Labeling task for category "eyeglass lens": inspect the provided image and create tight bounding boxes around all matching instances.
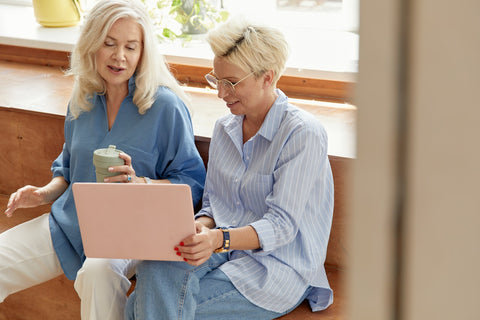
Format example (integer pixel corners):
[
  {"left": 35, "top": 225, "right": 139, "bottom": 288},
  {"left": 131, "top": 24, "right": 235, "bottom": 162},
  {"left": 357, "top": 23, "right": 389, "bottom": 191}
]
[{"left": 206, "top": 74, "right": 235, "bottom": 93}]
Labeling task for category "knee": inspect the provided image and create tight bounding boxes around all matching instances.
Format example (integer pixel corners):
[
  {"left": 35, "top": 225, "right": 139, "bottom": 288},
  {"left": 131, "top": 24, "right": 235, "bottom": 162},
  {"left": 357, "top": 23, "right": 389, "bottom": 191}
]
[
  {"left": 74, "top": 259, "right": 137, "bottom": 302},
  {"left": 75, "top": 258, "right": 130, "bottom": 290},
  {"left": 79, "top": 259, "right": 115, "bottom": 279}
]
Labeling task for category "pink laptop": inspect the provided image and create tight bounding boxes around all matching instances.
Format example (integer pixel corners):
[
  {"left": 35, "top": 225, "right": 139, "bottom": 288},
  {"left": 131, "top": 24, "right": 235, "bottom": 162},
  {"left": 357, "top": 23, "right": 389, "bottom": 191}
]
[{"left": 72, "top": 183, "right": 196, "bottom": 261}]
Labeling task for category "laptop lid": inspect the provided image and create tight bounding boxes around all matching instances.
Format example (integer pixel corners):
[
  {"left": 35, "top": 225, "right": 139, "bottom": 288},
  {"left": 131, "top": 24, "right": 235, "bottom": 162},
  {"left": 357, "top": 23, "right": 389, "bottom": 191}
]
[{"left": 72, "top": 182, "right": 196, "bottom": 261}]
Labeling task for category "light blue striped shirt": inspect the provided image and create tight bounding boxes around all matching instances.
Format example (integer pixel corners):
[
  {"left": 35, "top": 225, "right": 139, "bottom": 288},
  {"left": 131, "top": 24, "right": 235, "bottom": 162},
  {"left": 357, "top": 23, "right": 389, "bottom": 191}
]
[{"left": 196, "top": 90, "right": 334, "bottom": 313}]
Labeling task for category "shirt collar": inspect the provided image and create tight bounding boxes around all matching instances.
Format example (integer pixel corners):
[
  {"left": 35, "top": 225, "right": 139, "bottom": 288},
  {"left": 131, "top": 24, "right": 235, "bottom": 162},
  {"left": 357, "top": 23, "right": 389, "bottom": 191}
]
[
  {"left": 256, "top": 89, "right": 288, "bottom": 142},
  {"left": 222, "top": 89, "right": 288, "bottom": 145}
]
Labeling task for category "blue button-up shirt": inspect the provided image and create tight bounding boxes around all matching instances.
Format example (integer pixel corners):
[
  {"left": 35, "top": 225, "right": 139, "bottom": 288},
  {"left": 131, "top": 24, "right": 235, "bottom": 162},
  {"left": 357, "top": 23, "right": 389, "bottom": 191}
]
[
  {"left": 196, "top": 89, "right": 334, "bottom": 313},
  {"left": 50, "top": 77, "right": 206, "bottom": 280}
]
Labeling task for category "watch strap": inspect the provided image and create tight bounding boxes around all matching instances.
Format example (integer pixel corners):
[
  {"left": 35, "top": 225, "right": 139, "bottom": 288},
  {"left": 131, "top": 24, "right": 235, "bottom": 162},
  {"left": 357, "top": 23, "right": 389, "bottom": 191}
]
[{"left": 214, "top": 227, "right": 230, "bottom": 253}]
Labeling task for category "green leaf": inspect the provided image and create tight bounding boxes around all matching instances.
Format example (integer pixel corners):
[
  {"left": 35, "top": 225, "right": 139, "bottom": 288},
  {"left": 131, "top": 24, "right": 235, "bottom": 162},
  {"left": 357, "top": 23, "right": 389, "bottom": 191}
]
[
  {"left": 175, "top": 14, "right": 188, "bottom": 25},
  {"left": 219, "top": 10, "right": 229, "bottom": 22},
  {"left": 193, "top": 2, "right": 201, "bottom": 15},
  {"left": 162, "top": 27, "right": 178, "bottom": 40}
]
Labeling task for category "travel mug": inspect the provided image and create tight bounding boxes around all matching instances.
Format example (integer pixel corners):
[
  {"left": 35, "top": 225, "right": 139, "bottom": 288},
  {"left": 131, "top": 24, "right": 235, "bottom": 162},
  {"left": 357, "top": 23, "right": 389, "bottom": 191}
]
[{"left": 92, "top": 145, "right": 125, "bottom": 182}]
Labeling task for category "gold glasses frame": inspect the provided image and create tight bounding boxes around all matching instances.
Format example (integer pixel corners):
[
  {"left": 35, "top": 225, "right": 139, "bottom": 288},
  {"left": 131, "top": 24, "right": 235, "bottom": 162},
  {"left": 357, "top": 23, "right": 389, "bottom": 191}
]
[{"left": 204, "top": 71, "right": 254, "bottom": 95}]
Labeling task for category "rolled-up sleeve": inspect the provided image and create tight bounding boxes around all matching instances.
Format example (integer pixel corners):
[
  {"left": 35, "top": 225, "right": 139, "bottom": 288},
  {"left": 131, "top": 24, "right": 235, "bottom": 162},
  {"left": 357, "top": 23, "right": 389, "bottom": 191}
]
[
  {"left": 51, "top": 143, "right": 71, "bottom": 183},
  {"left": 250, "top": 218, "right": 276, "bottom": 252}
]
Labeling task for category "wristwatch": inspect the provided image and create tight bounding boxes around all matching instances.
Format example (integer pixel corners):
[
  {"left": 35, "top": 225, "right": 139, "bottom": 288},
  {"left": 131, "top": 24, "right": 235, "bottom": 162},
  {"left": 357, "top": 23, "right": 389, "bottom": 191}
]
[
  {"left": 139, "top": 176, "right": 152, "bottom": 184},
  {"left": 214, "top": 227, "right": 231, "bottom": 253}
]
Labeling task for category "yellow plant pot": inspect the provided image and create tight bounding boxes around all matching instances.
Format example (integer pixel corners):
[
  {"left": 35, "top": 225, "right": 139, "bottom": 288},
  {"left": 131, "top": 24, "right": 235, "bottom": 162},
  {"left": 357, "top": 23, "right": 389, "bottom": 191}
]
[{"left": 32, "top": 0, "right": 81, "bottom": 27}]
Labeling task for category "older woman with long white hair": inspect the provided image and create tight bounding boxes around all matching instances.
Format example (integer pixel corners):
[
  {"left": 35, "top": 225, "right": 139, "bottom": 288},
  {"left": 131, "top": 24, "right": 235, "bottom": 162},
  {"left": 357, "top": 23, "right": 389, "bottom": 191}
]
[{"left": 1, "top": 1, "right": 205, "bottom": 319}]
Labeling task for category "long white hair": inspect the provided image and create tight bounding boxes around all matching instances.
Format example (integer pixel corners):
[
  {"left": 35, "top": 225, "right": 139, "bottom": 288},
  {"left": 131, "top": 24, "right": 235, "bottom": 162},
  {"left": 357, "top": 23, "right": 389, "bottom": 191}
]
[{"left": 67, "top": 0, "right": 189, "bottom": 118}]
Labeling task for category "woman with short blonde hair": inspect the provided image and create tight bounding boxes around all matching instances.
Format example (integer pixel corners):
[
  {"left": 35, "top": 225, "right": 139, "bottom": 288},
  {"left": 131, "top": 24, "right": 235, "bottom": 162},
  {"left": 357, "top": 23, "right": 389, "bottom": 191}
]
[{"left": 126, "top": 16, "right": 333, "bottom": 320}]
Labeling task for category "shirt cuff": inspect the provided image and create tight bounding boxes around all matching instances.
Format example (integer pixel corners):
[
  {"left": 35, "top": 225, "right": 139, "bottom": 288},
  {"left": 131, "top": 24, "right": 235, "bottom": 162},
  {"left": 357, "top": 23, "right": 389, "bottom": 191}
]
[
  {"left": 250, "top": 219, "right": 276, "bottom": 254},
  {"left": 52, "top": 169, "right": 69, "bottom": 183},
  {"left": 194, "top": 209, "right": 212, "bottom": 220}
]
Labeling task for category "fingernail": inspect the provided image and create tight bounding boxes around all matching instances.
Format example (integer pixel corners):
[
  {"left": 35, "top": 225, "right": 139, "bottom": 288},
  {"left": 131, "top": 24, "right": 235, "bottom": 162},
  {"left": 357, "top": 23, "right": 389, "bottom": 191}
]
[
  {"left": 180, "top": 242, "right": 184, "bottom": 246},
  {"left": 104, "top": 178, "right": 109, "bottom": 182},
  {"left": 108, "top": 167, "right": 113, "bottom": 172},
  {"left": 176, "top": 252, "right": 181, "bottom": 256},
  {"left": 183, "top": 258, "right": 188, "bottom": 262},
  {"left": 174, "top": 247, "right": 179, "bottom": 251}
]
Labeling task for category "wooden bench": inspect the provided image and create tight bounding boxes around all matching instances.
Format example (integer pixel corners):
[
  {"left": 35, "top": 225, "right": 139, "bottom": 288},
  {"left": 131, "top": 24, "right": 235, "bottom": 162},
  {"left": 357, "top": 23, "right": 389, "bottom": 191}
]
[{"left": 0, "top": 109, "right": 349, "bottom": 319}]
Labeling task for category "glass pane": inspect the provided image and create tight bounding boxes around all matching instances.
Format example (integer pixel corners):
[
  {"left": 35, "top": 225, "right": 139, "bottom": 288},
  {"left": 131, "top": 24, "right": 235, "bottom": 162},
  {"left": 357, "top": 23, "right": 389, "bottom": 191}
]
[{"left": 276, "top": 0, "right": 343, "bottom": 13}]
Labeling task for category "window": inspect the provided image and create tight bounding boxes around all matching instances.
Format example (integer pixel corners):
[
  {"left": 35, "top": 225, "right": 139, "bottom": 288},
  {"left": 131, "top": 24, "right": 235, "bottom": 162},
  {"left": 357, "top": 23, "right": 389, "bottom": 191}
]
[
  {"left": 153, "top": 0, "right": 359, "bottom": 79},
  {"left": 222, "top": 0, "right": 359, "bottom": 77},
  {"left": 0, "top": 0, "right": 358, "bottom": 102}
]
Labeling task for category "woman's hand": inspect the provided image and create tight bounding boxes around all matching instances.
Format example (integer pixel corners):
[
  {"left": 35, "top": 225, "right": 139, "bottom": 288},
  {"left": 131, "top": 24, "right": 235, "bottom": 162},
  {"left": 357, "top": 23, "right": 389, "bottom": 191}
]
[
  {"left": 4, "top": 176, "right": 68, "bottom": 218},
  {"left": 104, "top": 152, "right": 141, "bottom": 183},
  {"left": 175, "top": 221, "right": 223, "bottom": 266},
  {"left": 4, "top": 185, "right": 45, "bottom": 217}
]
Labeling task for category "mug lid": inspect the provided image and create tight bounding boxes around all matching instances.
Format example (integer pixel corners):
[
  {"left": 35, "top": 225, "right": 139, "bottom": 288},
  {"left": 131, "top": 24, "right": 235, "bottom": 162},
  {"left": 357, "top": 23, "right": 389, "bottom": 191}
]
[{"left": 93, "top": 145, "right": 124, "bottom": 165}]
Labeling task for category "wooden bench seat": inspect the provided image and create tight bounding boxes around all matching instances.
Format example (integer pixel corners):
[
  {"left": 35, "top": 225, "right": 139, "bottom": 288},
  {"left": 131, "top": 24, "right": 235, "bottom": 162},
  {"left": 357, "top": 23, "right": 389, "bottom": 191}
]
[{"left": 0, "top": 151, "right": 349, "bottom": 320}]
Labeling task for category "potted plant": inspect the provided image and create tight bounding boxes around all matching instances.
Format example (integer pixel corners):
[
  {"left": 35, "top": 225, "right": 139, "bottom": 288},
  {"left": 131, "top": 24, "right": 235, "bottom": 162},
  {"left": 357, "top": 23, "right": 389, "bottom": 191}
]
[{"left": 142, "top": 0, "right": 229, "bottom": 42}]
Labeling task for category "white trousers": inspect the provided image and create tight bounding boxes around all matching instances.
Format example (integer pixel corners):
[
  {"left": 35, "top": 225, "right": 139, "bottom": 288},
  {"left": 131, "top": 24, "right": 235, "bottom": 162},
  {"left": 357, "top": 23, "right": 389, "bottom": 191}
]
[{"left": 0, "top": 213, "right": 138, "bottom": 320}]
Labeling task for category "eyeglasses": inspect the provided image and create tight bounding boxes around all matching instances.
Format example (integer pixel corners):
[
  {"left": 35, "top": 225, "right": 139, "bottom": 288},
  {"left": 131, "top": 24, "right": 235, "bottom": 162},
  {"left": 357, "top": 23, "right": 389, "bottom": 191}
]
[{"left": 204, "top": 71, "right": 254, "bottom": 95}]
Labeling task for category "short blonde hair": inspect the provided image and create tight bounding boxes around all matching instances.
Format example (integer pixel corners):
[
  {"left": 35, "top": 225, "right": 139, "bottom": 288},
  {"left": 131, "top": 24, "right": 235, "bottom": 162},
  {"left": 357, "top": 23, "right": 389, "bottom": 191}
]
[
  {"left": 206, "top": 16, "right": 290, "bottom": 86},
  {"left": 67, "top": 0, "right": 189, "bottom": 118}
]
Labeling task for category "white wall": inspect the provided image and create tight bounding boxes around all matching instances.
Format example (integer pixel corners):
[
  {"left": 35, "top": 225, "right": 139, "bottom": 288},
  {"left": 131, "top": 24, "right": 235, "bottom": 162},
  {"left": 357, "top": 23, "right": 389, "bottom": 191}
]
[
  {"left": 348, "top": 0, "right": 403, "bottom": 317},
  {"left": 349, "top": 0, "right": 480, "bottom": 319},
  {"left": 403, "top": 0, "right": 480, "bottom": 319}
]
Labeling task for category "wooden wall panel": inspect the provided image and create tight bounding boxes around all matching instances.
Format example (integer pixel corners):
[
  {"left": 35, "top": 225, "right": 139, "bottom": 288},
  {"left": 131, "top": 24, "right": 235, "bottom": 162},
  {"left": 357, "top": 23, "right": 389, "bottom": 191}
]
[
  {"left": 0, "top": 110, "right": 22, "bottom": 195},
  {"left": 0, "top": 109, "right": 64, "bottom": 195},
  {"left": 326, "top": 155, "right": 351, "bottom": 270}
]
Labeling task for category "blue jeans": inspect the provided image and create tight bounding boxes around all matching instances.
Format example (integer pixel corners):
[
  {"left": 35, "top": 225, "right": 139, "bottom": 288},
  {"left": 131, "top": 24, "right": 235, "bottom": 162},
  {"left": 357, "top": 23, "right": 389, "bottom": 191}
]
[{"left": 125, "top": 253, "right": 311, "bottom": 320}]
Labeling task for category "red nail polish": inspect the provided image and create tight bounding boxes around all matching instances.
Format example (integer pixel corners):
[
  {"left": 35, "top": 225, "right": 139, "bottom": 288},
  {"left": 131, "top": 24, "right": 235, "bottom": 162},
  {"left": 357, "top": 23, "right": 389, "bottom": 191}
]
[
  {"left": 183, "top": 258, "right": 188, "bottom": 262},
  {"left": 174, "top": 247, "right": 179, "bottom": 251},
  {"left": 180, "top": 242, "right": 184, "bottom": 246},
  {"left": 176, "top": 252, "right": 181, "bottom": 256}
]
